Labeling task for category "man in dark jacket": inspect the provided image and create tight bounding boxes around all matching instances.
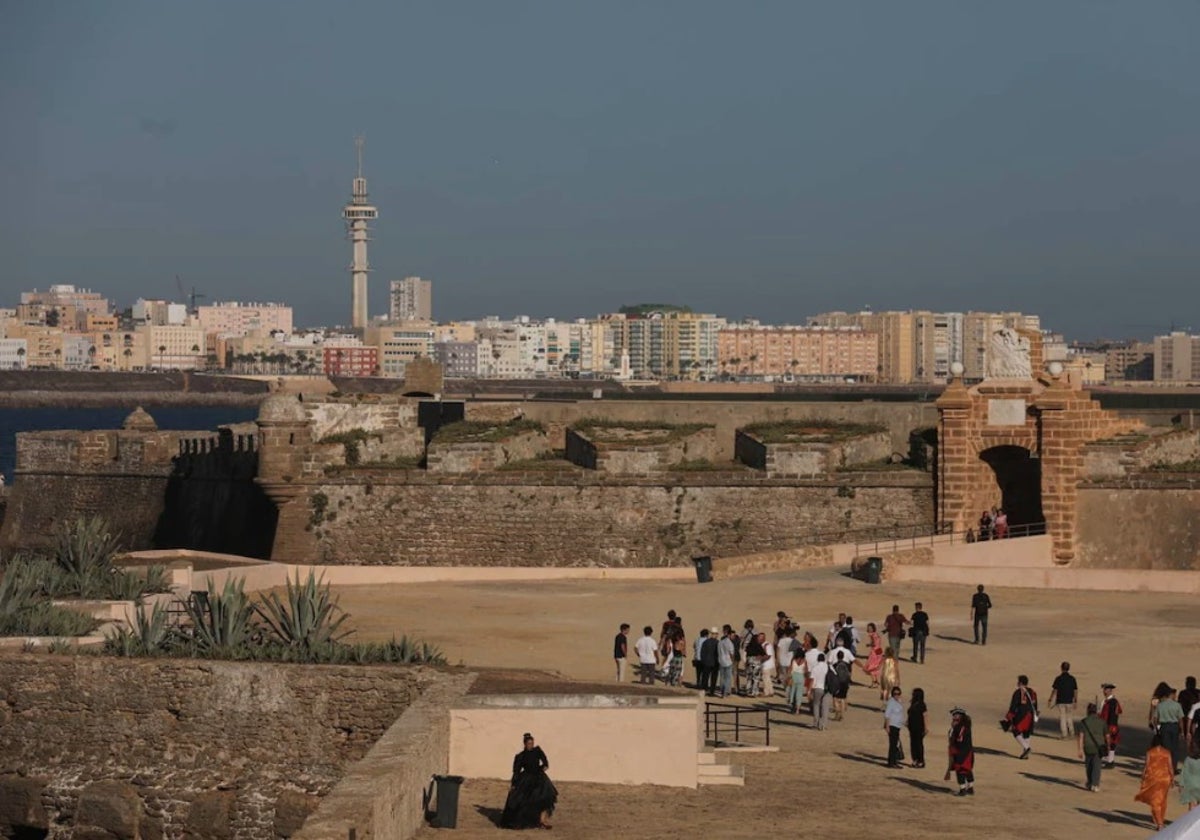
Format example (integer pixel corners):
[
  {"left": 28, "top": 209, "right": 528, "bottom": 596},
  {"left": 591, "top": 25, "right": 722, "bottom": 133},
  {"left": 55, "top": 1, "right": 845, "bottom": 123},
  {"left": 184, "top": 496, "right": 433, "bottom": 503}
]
[{"left": 699, "top": 627, "right": 721, "bottom": 696}]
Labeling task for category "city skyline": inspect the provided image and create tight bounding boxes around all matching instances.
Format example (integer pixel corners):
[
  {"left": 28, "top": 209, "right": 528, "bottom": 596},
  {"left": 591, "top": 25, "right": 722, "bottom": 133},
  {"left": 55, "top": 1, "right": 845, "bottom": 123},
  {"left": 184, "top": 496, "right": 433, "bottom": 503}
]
[{"left": 3, "top": 2, "right": 1199, "bottom": 339}]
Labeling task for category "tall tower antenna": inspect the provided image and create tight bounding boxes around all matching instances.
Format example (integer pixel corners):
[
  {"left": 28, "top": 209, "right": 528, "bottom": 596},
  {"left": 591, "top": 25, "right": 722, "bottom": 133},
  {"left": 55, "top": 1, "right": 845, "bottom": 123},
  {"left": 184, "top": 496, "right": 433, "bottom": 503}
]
[{"left": 343, "top": 136, "right": 378, "bottom": 329}]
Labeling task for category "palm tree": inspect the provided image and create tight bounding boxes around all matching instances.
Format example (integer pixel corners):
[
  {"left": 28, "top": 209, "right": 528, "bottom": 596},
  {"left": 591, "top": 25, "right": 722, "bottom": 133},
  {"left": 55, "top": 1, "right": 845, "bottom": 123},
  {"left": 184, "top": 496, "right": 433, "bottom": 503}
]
[
  {"left": 15, "top": 346, "right": 26, "bottom": 370},
  {"left": 748, "top": 353, "right": 759, "bottom": 378},
  {"left": 122, "top": 347, "right": 132, "bottom": 370},
  {"left": 158, "top": 345, "right": 167, "bottom": 370}
]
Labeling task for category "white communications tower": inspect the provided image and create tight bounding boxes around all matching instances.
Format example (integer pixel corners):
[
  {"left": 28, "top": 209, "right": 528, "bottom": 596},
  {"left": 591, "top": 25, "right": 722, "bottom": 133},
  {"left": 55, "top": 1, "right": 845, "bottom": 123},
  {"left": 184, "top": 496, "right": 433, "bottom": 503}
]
[{"left": 343, "top": 136, "right": 378, "bottom": 329}]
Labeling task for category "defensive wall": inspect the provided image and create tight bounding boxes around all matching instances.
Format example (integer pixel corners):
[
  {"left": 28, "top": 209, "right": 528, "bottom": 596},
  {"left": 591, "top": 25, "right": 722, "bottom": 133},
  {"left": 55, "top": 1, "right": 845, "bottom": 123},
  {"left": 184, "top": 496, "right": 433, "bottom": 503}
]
[{"left": 0, "top": 654, "right": 456, "bottom": 840}]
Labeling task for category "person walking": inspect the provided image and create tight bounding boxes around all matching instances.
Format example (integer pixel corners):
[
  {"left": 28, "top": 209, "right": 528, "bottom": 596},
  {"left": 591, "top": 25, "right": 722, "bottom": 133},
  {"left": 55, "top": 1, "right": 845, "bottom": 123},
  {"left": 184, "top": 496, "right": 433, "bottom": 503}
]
[
  {"left": 828, "top": 646, "right": 854, "bottom": 721},
  {"left": 1100, "top": 683, "right": 1123, "bottom": 767},
  {"left": 759, "top": 631, "right": 776, "bottom": 696},
  {"left": 910, "top": 602, "right": 930, "bottom": 664},
  {"left": 908, "top": 687, "right": 928, "bottom": 768},
  {"left": 1077, "top": 702, "right": 1108, "bottom": 792},
  {"left": 743, "top": 632, "right": 765, "bottom": 698},
  {"left": 613, "top": 623, "right": 630, "bottom": 682},
  {"left": 500, "top": 733, "right": 558, "bottom": 830},
  {"left": 810, "top": 653, "right": 832, "bottom": 730},
  {"left": 945, "top": 707, "right": 976, "bottom": 797},
  {"left": 1181, "top": 739, "right": 1200, "bottom": 813},
  {"left": 1003, "top": 674, "right": 1039, "bottom": 759},
  {"left": 1049, "top": 661, "right": 1078, "bottom": 740},
  {"left": 883, "top": 604, "right": 909, "bottom": 655},
  {"left": 717, "top": 625, "right": 735, "bottom": 698},
  {"left": 634, "top": 626, "right": 659, "bottom": 685},
  {"left": 667, "top": 621, "right": 687, "bottom": 687},
  {"left": 1134, "top": 733, "right": 1179, "bottom": 831},
  {"left": 1180, "top": 676, "right": 1199, "bottom": 740},
  {"left": 884, "top": 687, "right": 906, "bottom": 768},
  {"left": 863, "top": 623, "right": 884, "bottom": 688},
  {"left": 698, "top": 628, "right": 720, "bottom": 696},
  {"left": 970, "top": 585, "right": 992, "bottom": 645},
  {"left": 1153, "top": 684, "right": 1186, "bottom": 773},
  {"left": 879, "top": 647, "right": 902, "bottom": 705}
]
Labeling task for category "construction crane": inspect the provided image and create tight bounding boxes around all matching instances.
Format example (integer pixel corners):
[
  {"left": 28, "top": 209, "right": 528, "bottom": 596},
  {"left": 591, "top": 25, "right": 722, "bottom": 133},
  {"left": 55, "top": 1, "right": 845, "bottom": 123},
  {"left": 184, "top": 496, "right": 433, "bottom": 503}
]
[{"left": 175, "top": 275, "right": 206, "bottom": 313}]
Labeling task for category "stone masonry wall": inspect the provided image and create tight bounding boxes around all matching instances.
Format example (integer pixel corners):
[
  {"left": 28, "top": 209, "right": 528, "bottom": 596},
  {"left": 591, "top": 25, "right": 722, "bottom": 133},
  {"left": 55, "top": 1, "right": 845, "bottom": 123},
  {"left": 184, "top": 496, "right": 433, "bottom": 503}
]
[
  {"left": 0, "top": 655, "right": 443, "bottom": 839},
  {"left": 1075, "top": 482, "right": 1200, "bottom": 569},
  {"left": 300, "top": 472, "right": 934, "bottom": 566}
]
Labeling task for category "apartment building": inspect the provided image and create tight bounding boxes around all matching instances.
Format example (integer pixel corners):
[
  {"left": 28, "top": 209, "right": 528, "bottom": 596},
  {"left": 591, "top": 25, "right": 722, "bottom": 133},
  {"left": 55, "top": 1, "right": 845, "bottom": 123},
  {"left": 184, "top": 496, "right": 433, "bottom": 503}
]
[
  {"left": 1154, "top": 332, "right": 1200, "bottom": 382},
  {"left": 196, "top": 302, "right": 293, "bottom": 336},
  {"left": 1104, "top": 341, "right": 1154, "bottom": 382},
  {"left": 717, "top": 325, "right": 878, "bottom": 380},
  {"left": 323, "top": 345, "right": 379, "bottom": 377},
  {"left": 145, "top": 324, "right": 207, "bottom": 370},
  {"left": 0, "top": 339, "right": 28, "bottom": 370},
  {"left": 20, "top": 285, "right": 110, "bottom": 330},
  {"left": 366, "top": 324, "right": 435, "bottom": 378},
  {"left": 433, "top": 341, "right": 479, "bottom": 378},
  {"left": 389, "top": 277, "right": 432, "bottom": 322},
  {"left": 606, "top": 311, "right": 724, "bottom": 379}
]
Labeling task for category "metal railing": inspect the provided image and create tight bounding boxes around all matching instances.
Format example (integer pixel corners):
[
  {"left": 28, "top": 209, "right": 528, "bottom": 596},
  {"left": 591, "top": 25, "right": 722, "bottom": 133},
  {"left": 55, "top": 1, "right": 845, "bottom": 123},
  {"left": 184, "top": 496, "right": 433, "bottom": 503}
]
[
  {"left": 704, "top": 701, "right": 771, "bottom": 747},
  {"left": 852, "top": 520, "right": 1047, "bottom": 557}
]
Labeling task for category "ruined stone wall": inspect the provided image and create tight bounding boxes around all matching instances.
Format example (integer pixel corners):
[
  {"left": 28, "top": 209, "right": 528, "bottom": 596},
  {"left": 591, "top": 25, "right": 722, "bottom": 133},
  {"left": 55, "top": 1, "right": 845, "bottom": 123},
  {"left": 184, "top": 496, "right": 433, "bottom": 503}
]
[
  {"left": 300, "top": 472, "right": 933, "bottom": 566},
  {"left": 426, "top": 430, "right": 550, "bottom": 473},
  {"left": 0, "top": 655, "right": 441, "bottom": 839},
  {"left": 1076, "top": 481, "right": 1200, "bottom": 569}
]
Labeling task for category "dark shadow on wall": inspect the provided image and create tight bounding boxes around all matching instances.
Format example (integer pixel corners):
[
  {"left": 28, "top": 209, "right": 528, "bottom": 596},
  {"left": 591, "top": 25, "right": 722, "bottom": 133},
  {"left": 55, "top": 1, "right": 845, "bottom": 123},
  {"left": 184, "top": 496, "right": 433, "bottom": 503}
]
[
  {"left": 980, "top": 444, "right": 1044, "bottom": 531},
  {"left": 153, "top": 429, "right": 277, "bottom": 558}
]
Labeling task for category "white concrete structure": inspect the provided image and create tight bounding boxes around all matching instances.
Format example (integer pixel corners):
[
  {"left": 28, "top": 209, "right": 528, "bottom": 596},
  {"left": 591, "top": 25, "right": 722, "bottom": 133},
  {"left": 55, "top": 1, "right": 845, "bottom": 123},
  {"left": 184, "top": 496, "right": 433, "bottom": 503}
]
[{"left": 343, "top": 137, "right": 378, "bottom": 330}]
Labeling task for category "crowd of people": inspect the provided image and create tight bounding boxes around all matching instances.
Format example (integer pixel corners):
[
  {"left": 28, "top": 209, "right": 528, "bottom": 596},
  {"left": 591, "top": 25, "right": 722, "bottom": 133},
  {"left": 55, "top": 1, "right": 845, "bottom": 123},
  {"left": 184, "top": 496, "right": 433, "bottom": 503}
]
[{"left": 610, "top": 593, "right": 1200, "bottom": 826}]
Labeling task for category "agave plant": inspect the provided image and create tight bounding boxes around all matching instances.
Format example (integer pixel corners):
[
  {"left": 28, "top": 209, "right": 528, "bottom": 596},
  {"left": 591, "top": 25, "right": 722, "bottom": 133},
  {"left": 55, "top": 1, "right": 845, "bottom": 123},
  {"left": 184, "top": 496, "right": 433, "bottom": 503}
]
[
  {"left": 183, "top": 577, "right": 257, "bottom": 656},
  {"left": 106, "top": 600, "right": 174, "bottom": 657},
  {"left": 54, "top": 516, "right": 122, "bottom": 578},
  {"left": 255, "top": 571, "right": 350, "bottom": 656},
  {"left": 0, "top": 563, "right": 38, "bottom": 627}
]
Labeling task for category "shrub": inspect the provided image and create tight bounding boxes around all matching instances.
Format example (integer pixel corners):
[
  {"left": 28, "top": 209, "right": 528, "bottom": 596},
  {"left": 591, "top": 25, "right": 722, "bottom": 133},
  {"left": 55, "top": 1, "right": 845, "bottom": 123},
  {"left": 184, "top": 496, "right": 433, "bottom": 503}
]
[
  {"left": 255, "top": 571, "right": 351, "bottom": 654},
  {"left": 54, "top": 516, "right": 121, "bottom": 578},
  {"left": 181, "top": 578, "right": 257, "bottom": 656},
  {"left": 105, "top": 601, "right": 174, "bottom": 657}
]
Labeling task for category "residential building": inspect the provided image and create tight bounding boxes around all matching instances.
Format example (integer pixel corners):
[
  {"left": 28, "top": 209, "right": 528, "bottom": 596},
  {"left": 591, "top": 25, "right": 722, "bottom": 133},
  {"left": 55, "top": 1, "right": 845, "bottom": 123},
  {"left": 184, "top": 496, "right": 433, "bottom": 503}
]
[
  {"left": 92, "top": 330, "right": 147, "bottom": 371},
  {"left": 808, "top": 311, "right": 916, "bottom": 383},
  {"left": 0, "top": 338, "right": 28, "bottom": 370},
  {"left": 20, "top": 285, "right": 110, "bottom": 329},
  {"left": 4, "top": 324, "right": 65, "bottom": 368},
  {"left": 607, "top": 311, "right": 725, "bottom": 379},
  {"left": 133, "top": 299, "right": 188, "bottom": 326},
  {"left": 323, "top": 345, "right": 378, "bottom": 377},
  {"left": 960, "top": 312, "right": 1041, "bottom": 381},
  {"left": 1154, "top": 332, "right": 1200, "bottom": 382},
  {"left": 62, "top": 334, "right": 94, "bottom": 370},
  {"left": 196, "top": 302, "right": 293, "bottom": 336},
  {"left": 717, "top": 325, "right": 878, "bottom": 380},
  {"left": 145, "top": 324, "right": 207, "bottom": 370},
  {"left": 1104, "top": 341, "right": 1154, "bottom": 382},
  {"left": 433, "top": 341, "right": 479, "bottom": 378},
  {"left": 913, "top": 311, "right": 963, "bottom": 383},
  {"left": 366, "top": 324, "right": 435, "bottom": 378},
  {"left": 389, "top": 276, "right": 432, "bottom": 322}
]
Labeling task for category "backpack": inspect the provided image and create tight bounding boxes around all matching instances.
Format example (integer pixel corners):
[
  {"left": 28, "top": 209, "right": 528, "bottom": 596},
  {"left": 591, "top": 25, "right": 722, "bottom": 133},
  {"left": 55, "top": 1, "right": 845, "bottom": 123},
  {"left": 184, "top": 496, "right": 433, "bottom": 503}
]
[
  {"left": 834, "top": 659, "right": 851, "bottom": 687},
  {"left": 836, "top": 627, "right": 854, "bottom": 648},
  {"left": 824, "top": 665, "right": 839, "bottom": 694}
]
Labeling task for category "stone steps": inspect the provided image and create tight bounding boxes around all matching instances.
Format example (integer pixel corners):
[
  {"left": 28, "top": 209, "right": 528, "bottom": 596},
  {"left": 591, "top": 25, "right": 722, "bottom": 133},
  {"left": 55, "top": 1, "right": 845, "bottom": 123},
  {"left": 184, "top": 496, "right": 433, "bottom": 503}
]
[{"left": 697, "top": 750, "right": 744, "bottom": 786}]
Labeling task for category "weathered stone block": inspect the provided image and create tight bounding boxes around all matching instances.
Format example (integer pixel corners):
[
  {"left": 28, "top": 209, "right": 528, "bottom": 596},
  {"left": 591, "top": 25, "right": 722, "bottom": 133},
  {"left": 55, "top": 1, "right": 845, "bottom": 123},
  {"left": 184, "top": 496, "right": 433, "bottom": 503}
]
[
  {"left": 273, "top": 791, "right": 319, "bottom": 838},
  {"left": 76, "top": 780, "right": 141, "bottom": 840},
  {"left": 183, "top": 791, "right": 234, "bottom": 840},
  {"left": 0, "top": 774, "right": 49, "bottom": 831}
]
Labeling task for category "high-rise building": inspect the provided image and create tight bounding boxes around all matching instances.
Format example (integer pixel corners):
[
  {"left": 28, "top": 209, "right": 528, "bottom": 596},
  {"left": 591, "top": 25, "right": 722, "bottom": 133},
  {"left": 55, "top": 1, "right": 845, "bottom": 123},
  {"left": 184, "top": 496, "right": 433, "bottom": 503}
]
[
  {"left": 343, "top": 138, "right": 378, "bottom": 329},
  {"left": 606, "top": 311, "right": 725, "bottom": 379},
  {"left": 389, "top": 277, "right": 432, "bottom": 322},
  {"left": 1154, "top": 332, "right": 1200, "bottom": 382}
]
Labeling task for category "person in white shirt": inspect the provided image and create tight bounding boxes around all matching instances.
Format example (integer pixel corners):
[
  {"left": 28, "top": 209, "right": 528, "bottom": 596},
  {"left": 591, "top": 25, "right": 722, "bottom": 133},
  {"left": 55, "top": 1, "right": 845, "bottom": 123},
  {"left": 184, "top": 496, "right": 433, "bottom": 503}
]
[
  {"left": 759, "top": 632, "right": 776, "bottom": 696},
  {"left": 717, "top": 627, "right": 736, "bottom": 698},
  {"left": 810, "top": 654, "right": 832, "bottom": 730},
  {"left": 634, "top": 626, "right": 659, "bottom": 685}
]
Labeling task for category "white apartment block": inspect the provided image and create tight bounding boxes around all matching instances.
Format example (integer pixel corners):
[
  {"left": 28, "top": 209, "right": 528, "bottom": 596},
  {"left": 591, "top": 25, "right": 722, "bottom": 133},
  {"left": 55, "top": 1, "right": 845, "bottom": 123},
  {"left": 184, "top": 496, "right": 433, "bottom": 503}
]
[
  {"left": 0, "top": 338, "right": 28, "bottom": 370},
  {"left": 133, "top": 299, "right": 188, "bottom": 326},
  {"left": 389, "top": 276, "right": 432, "bottom": 322}
]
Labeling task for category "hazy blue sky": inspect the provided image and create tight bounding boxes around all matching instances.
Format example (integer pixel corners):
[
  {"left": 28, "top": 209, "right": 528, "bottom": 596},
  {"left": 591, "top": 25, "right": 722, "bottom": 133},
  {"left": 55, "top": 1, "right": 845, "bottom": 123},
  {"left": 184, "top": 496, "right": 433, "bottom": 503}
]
[{"left": 2, "top": 2, "right": 1198, "bottom": 338}]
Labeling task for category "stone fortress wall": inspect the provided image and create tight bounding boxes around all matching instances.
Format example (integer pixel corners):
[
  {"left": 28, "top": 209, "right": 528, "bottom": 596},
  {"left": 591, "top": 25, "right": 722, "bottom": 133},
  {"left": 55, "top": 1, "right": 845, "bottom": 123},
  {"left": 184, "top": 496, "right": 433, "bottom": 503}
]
[
  {"left": 0, "top": 654, "right": 450, "bottom": 840},
  {"left": 3, "top": 391, "right": 1199, "bottom": 570}
]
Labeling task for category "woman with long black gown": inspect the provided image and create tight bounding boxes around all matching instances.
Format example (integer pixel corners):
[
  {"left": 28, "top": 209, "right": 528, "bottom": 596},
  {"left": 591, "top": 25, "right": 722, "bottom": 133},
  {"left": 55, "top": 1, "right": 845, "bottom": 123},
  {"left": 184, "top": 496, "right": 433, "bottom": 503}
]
[{"left": 501, "top": 733, "right": 558, "bottom": 830}]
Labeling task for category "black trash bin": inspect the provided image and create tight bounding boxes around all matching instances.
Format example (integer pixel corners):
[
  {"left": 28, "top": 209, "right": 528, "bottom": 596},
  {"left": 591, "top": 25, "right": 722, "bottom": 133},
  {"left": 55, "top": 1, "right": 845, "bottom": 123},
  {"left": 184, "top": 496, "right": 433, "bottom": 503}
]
[
  {"left": 432, "top": 774, "right": 464, "bottom": 828},
  {"left": 865, "top": 556, "right": 883, "bottom": 585},
  {"left": 692, "top": 555, "right": 714, "bottom": 584}
]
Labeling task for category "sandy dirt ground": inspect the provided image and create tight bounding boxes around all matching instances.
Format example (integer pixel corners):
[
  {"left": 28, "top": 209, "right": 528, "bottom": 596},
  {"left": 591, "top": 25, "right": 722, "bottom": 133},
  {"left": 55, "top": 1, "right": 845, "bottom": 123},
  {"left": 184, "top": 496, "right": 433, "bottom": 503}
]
[{"left": 330, "top": 567, "right": 1199, "bottom": 839}]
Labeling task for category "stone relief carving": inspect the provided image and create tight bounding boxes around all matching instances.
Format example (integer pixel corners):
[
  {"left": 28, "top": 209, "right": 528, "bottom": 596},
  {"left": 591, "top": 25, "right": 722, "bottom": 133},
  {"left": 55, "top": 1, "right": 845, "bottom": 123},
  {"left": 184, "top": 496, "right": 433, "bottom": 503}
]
[{"left": 987, "top": 328, "right": 1032, "bottom": 379}]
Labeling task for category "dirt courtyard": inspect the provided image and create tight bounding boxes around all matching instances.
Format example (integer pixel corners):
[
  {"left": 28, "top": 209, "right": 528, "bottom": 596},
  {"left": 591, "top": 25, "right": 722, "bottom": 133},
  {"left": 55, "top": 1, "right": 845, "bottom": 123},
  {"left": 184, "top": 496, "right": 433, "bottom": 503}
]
[{"left": 332, "top": 568, "right": 1199, "bottom": 839}]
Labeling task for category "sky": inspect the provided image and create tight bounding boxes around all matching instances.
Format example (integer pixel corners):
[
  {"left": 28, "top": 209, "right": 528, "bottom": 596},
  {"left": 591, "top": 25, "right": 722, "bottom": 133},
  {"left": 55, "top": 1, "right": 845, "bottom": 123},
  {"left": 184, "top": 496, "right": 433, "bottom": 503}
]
[{"left": 2, "top": 2, "right": 1198, "bottom": 339}]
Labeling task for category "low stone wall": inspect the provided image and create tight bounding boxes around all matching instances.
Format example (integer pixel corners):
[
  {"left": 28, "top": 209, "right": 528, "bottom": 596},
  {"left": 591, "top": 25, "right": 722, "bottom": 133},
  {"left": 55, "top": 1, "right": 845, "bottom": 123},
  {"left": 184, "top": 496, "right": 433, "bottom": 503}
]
[
  {"left": 295, "top": 673, "right": 476, "bottom": 840},
  {"left": 566, "top": 427, "right": 720, "bottom": 474},
  {"left": 1081, "top": 429, "right": 1200, "bottom": 480},
  {"left": 426, "top": 430, "right": 549, "bottom": 473},
  {"left": 743, "top": 431, "right": 893, "bottom": 477},
  {"left": 0, "top": 655, "right": 445, "bottom": 840},
  {"left": 295, "top": 472, "right": 933, "bottom": 566}
]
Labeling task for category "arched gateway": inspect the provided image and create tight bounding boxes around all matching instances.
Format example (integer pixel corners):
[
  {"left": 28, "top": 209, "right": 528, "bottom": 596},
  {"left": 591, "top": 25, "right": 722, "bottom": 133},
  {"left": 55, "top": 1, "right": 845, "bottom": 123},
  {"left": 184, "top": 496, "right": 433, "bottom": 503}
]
[{"left": 935, "top": 330, "right": 1137, "bottom": 565}]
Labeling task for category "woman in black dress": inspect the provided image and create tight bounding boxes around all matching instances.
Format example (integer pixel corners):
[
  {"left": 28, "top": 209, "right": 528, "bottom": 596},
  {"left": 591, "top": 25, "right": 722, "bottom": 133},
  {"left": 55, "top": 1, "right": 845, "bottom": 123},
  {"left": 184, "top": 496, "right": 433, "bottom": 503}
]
[
  {"left": 907, "top": 687, "right": 928, "bottom": 768},
  {"left": 501, "top": 733, "right": 558, "bottom": 830}
]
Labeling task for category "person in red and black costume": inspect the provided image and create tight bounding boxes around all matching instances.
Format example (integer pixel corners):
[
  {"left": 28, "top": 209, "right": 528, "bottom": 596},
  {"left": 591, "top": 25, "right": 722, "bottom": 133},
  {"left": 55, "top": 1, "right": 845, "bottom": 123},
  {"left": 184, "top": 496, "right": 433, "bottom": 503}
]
[
  {"left": 944, "top": 707, "right": 975, "bottom": 796},
  {"left": 1100, "top": 682, "right": 1123, "bottom": 767},
  {"left": 1002, "top": 674, "right": 1039, "bottom": 759}
]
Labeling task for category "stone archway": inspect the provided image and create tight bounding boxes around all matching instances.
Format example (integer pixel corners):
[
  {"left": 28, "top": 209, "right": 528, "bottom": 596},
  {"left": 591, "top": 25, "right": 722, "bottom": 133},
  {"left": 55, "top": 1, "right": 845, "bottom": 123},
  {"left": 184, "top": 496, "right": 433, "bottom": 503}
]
[{"left": 979, "top": 445, "right": 1044, "bottom": 532}]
